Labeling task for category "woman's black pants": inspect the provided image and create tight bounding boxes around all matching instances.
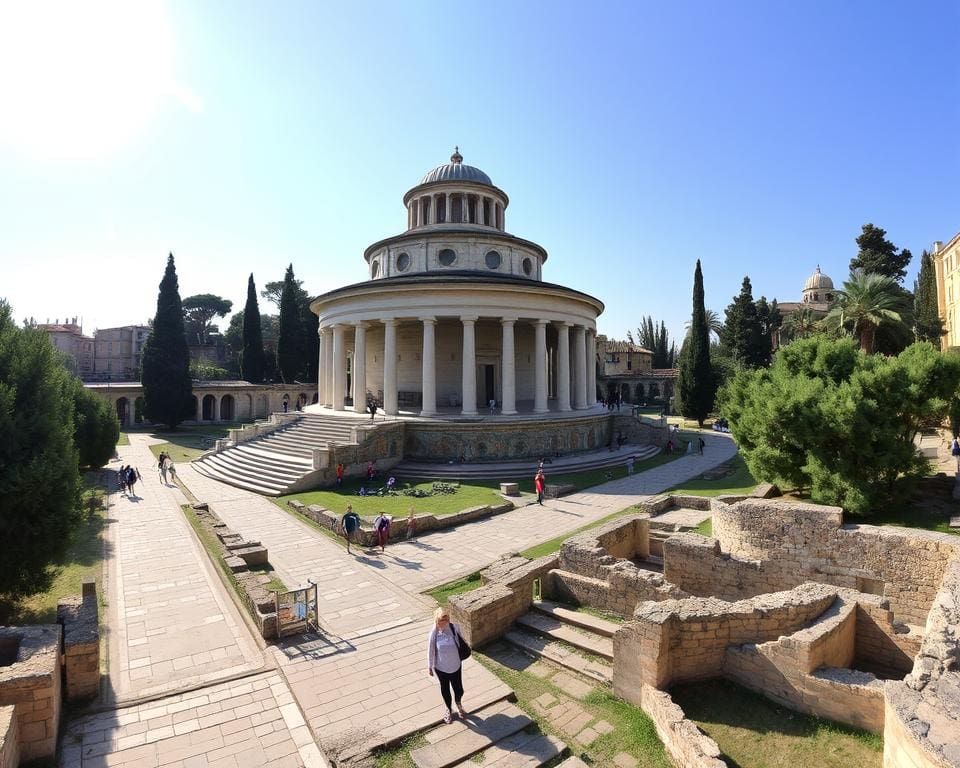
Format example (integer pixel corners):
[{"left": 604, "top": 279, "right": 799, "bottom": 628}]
[{"left": 435, "top": 667, "right": 464, "bottom": 710}]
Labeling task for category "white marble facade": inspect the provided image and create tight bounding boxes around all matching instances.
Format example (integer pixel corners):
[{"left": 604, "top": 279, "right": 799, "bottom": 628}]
[{"left": 310, "top": 149, "right": 603, "bottom": 417}]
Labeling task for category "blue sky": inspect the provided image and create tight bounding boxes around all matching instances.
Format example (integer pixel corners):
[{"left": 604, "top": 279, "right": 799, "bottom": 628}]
[{"left": 1, "top": 1, "right": 957, "bottom": 345}]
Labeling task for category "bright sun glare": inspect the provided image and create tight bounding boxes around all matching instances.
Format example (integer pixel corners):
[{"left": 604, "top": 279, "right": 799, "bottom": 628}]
[{"left": 0, "top": 1, "right": 194, "bottom": 161}]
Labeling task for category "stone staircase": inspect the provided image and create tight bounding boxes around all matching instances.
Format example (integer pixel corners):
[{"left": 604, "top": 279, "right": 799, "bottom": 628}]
[
  {"left": 504, "top": 601, "right": 618, "bottom": 685},
  {"left": 394, "top": 444, "right": 660, "bottom": 481},
  {"left": 192, "top": 413, "right": 359, "bottom": 495},
  {"left": 410, "top": 699, "right": 567, "bottom": 768}
]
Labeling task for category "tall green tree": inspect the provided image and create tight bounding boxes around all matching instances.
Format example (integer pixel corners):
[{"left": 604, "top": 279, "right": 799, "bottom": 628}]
[
  {"left": 825, "top": 271, "right": 904, "bottom": 355},
  {"left": 850, "top": 223, "right": 912, "bottom": 282},
  {"left": 914, "top": 250, "right": 945, "bottom": 344},
  {"left": 782, "top": 308, "right": 820, "bottom": 341},
  {"left": 241, "top": 274, "right": 266, "bottom": 383},
  {"left": 0, "top": 300, "right": 82, "bottom": 603},
  {"left": 70, "top": 380, "right": 120, "bottom": 468},
  {"left": 141, "top": 254, "right": 193, "bottom": 428},
  {"left": 634, "top": 316, "right": 676, "bottom": 368},
  {"left": 720, "top": 338, "right": 960, "bottom": 515},
  {"left": 277, "top": 264, "right": 307, "bottom": 383},
  {"left": 754, "top": 296, "right": 778, "bottom": 366},
  {"left": 182, "top": 293, "right": 233, "bottom": 345},
  {"left": 676, "top": 260, "right": 715, "bottom": 426},
  {"left": 721, "top": 276, "right": 766, "bottom": 367}
]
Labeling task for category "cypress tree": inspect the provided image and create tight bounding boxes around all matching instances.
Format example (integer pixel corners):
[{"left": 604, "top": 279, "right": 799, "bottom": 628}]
[
  {"left": 914, "top": 250, "right": 945, "bottom": 344},
  {"left": 241, "top": 274, "right": 266, "bottom": 382},
  {"left": 141, "top": 254, "right": 192, "bottom": 429},
  {"left": 277, "top": 264, "right": 306, "bottom": 383},
  {"left": 677, "top": 260, "right": 715, "bottom": 426},
  {"left": 850, "top": 223, "right": 912, "bottom": 282},
  {"left": 721, "top": 276, "right": 765, "bottom": 367}
]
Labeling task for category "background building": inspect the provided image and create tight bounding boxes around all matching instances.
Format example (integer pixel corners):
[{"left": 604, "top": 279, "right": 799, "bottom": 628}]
[
  {"left": 36, "top": 319, "right": 95, "bottom": 377},
  {"left": 932, "top": 233, "right": 960, "bottom": 349},
  {"left": 93, "top": 325, "right": 151, "bottom": 381}
]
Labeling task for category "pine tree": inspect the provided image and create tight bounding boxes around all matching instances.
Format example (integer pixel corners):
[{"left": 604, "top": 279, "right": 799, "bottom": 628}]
[
  {"left": 241, "top": 274, "right": 266, "bottom": 382},
  {"left": 141, "top": 254, "right": 192, "bottom": 428},
  {"left": 914, "top": 250, "right": 945, "bottom": 344},
  {"left": 850, "top": 223, "right": 912, "bottom": 282},
  {"left": 721, "top": 276, "right": 765, "bottom": 367},
  {"left": 277, "top": 264, "right": 306, "bottom": 383},
  {"left": 677, "top": 260, "right": 715, "bottom": 426}
]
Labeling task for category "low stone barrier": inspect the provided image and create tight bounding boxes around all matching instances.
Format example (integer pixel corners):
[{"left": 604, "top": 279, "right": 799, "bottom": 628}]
[
  {"left": 0, "top": 706, "right": 18, "bottom": 768},
  {"left": 558, "top": 515, "right": 651, "bottom": 580},
  {"left": 56, "top": 579, "right": 100, "bottom": 701},
  {"left": 448, "top": 554, "right": 558, "bottom": 648},
  {"left": 640, "top": 686, "right": 725, "bottom": 768},
  {"left": 0, "top": 625, "right": 61, "bottom": 763},
  {"left": 287, "top": 498, "right": 514, "bottom": 547}
]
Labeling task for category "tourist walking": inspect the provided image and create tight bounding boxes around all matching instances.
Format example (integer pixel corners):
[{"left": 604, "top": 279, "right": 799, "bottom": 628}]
[
  {"left": 166, "top": 457, "right": 178, "bottom": 484},
  {"left": 373, "top": 513, "right": 391, "bottom": 552},
  {"left": 126, "top": 466, "right": 141, "bottom": 497},
  {"left": 118, "top": 465, "right": 128, "bottom": 494},
  {"left": 626, "top": 455, "right": 635, "bottom": 475},
  {"left": 698, "top": 436, "right": 706, "bottom": 455},
  {"left": 341, "top": 505, "right": 361, "bottom": 554},
  {"left": 427, "top": 606, "right": 468, "bottom": 724},
  {"left": 336, "top": 462, "right": 345, "bottom": 488},
  {"left": 534, "top": 469, "right": 545, "bottom": 505},
  {"left": 952, "top": 436, "right": 960, "bottom": 472},
  {"left": 158, "top": 452, "right": 169, "bottom": 484}
]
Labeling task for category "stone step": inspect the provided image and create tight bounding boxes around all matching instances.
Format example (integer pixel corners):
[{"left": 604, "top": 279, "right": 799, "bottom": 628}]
[
  {"left": 203, "top": 452, "right": 304, "bottom": 484},
  {"left": 555, "top": 757, "right": 589, "bottom": 768},
  {"left": 450, "top": 731, "right": 565, "bottom": 768},
  {"left": 192, "top": 460, "right": 288, "bottom": 496},
  {"left": 515, "top": 613, "right": 613, "bottom": 660},
  {"left": 411, "top": 701, "right": 533, "bottom": 768},
  {"left": 503, "top": 630, "right": 612, "bottom": 685},
  {"left": 395, "top": 444, "right": 660, "bottom": 481},
  {"left": 231, "top": 444, "right": 313, "bottom": 469},
  {"left": 531, "top": 601, "right": 620, "bottom": 638}
]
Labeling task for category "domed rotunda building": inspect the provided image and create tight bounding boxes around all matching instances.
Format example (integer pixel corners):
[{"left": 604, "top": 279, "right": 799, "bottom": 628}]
[{"left": 310, "top": 149, "right": 604, "bottom": 422}]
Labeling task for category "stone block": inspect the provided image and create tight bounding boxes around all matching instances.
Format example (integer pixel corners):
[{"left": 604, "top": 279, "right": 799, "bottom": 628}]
[
  {"left": 0, "top": 626, "right": 61, "bottom": 763},
  {"left": 0, "top": 705, "right": 18, "bottom": 768},
  {"left": 499, "top": 482, "right": 519, "bottom": 496},
  {"left": 222, "top": 554, "right": 247, "bottom": 573},
  {"left": 232, "top": 546, "right": 269, "bottom": 566}
]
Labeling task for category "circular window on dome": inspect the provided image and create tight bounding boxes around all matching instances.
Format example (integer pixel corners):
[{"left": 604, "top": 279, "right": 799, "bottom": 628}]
[
  {"left": 438, "top": 248, "right": 456, "bottom": 267},
  {"left": 371, "top": 260, "right": 381, "bottom": 278},
  {"left": 396, "top": 252, "right": 410, "bottom": 272},
  {"left": 522, "top": 257, "right": 533, "bottom": 276},
  {"left": 485, "top": 250, "right": 502, "bottom": 270}
]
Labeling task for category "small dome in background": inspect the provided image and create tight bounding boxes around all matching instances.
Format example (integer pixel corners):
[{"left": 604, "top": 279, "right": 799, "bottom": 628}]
[
  {"left": 419, "top": 147, "right": 493, "bottom": 186},
  {"left": 803, "top": 265, "right": 834, "bottom": 292}
]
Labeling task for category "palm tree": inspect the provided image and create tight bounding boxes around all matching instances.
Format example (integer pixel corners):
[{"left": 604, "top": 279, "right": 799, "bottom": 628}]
[
  {"left": 825, "top": 271, "right": 903, "bottom": 354},
  {"left": 783, "top": 308, "right": 819, "bottom": 341},
  {"left": 685, "top": 309, "right": 723, "bottom": 343}
]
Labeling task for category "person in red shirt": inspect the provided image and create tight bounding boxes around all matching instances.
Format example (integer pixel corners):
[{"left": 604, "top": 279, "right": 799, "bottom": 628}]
[
  {"left": 336, "top": 462, "right": 344, "bottom": 488},
  {"left": 534, "top": 469, "right": 546, "bottom": 506}
]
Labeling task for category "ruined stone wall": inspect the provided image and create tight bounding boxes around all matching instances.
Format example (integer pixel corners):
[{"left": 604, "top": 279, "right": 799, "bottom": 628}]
[
  {"left": 0, "top": 706, "right": 18, "bottom": 768},
  {"left": 639, "top": 686, "right": 725, "bottom": 768},
  {"left": 449, "top": 555, "right": 558, "bottom": 648},
  {"left": 883, "top": 556, "right": 960, "bottom": 768},
  {"left": 613, "top": 583, "right": 838, "bottom": 693},
  {"left": 546, "top": 565, "right": 686, "bottom": 618},
  {"left": 710, "top": 499, "right": 959, "bottom": 626},
  {"left": 662, "top": 534, "right": 768, "bottom": 601},
  {"left": 56, "top": 580, "right": 100, "bottom": 701},
  {"left": 0, "top": 625, "right": 61, "bottom": 762},
  {"left": 558, "top": 515, "right": 650, "bottom": 579}
]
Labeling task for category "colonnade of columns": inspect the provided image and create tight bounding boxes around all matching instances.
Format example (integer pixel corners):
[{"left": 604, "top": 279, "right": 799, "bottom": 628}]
[
  {"left": 318, "top": 318, "right": 598, "bottom": 417},
  {"left": 408, "top": 192, "right": 503, "bottom": 230}
]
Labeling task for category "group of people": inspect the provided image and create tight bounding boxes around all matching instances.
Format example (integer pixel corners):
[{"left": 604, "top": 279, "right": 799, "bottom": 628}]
[
  {"left": 157, "top": 451, "right": 177, "bottom": 485},
  {"left": 118, "top": 465, "right": 141, "bottom": 496},
  {"left": 600, "top": 391, "right": 623, "bottom": 411},
  {"left": 339, "top": 505, "right": 418, "bottom": 554}
]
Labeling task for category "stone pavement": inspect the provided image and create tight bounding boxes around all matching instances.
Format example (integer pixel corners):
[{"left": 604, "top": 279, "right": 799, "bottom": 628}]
[{"left": 105, "top": 435, "right": 266, "bottom": 704}]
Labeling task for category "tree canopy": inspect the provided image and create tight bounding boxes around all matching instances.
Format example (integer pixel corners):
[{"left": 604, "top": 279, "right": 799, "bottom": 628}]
[
  {"left": 182, "top": 293, "right": 233, "bottom": 345},
  {"left": 849, "top": 223, "right": 912, "bottom": 282},
  {"left": 141, "top": 254, "right": 193, "bottom": 428},
  {"left": 277, "top": 264, "right": 307, "bottom": 383},
  {"left": 914, "top": 250, "right": 945, "bottom": 344},
  {"left": 719, "top": 336, "right": 960, "bottom": 515},
  {"left": 676, "top": 260, "right": 715, "bottom": 425},
  {"left": 241, "top": 274, "right": 266, "bottom": 383},
  {"left": 825, "top": 271, "right": 904, "bottom": 355},
  {"left": 720, "top": 276, "right": 771, "bottom": 367},
  {"left": 632, "top": 316, "right": 676, "bottom": 368},
  {"left": 0, "top": 300, "right": 82, "bottom": 601},
  {"left": 70, "top": 378, "right": 120, "bottom": 468}
]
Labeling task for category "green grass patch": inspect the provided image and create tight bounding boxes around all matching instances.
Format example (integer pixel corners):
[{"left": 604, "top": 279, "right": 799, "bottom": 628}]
[
  {"left": 694, "top": 518, "right": 713, "bottom": 537},
  {"left": 665, "top": 454, "right": 757, "bottom": 497},
  {"left": 671, "top": 678, "right": 882, "bottom": 767},
  {"left": 116, "top": 431, "right": 130, "bottom": 446},
  {"left": 520, "top": 504, "right": 640, "bottom": 560},
  {"left": 3, "top": 476, "right": 108, "bottom": 625},
  {"left": 424, "top": 572, "right": 482, "bottom": 605}
]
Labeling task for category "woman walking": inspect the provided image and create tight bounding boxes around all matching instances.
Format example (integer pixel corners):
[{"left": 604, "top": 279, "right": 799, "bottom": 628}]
[
  {"left": 534, "top": 469, "right": 546, "bottom": 506},
  {"left": 427, "top": 606, "right": 467, "bottom": 724}
]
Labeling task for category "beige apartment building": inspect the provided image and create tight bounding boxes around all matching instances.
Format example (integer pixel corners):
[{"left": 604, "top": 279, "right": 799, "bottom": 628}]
[
  {"left": 93, "top": 325, "right": 151, "bottom": 381},
  {"left": 36, "top": 319, "right": 95, "bottom": 377},
  {"left": 933, "top": 232, "right": 960, "bottom": 349}
]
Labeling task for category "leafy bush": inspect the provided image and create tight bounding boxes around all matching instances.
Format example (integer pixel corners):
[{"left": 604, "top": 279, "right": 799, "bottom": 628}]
[
  {"left": 719, "top": 337, "right": 960, "bottom": 515},
  {"left": 70, "top": 379, "right": 120, "bottom": 468}
]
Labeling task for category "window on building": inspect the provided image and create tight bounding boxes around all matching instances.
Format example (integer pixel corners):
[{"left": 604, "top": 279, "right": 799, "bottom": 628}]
[
  {"left": 438, "top": 249, "right": 456, "bottom": 267},
  {"left": 627, "top": 360, "right": 632, "bottom": 370}
]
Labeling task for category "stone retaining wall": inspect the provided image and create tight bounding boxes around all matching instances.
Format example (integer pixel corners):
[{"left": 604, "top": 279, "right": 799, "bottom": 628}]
[
  {"left": 713, "top": 499, "right": 960, "bottom": 626},
  {"left": 0, "top": 706, "right": 18, "bottom": 768},
  {"left": 448, "top": 555, "right": 558, "bottom": 648},
  {"left": 558, "top": 515, "right": 651, "bottom": 580},
  {"left": 639, "top": 685, "right": 725, "bottom": 768},
  {"left": 0, "top": 625, "right": 61, "bottom": 762},
  {"left": 883, "top": 556, "right": 960, "bottom": 767},
  {"left": 546, "top": 567, "right": 686, "bottom": 618},
  {"left": 287, "top": 498, "right": 514, "bottom": 547},
  {"left": 56, "top": 579, "right": 100, "bottom": 701}
]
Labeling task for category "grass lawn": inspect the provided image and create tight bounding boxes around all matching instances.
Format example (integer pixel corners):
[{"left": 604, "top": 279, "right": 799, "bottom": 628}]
[
  {"left": 665, "top": 454, "right": 757, "bottom": 497},
  {"left": 2, "top": 476, "right": 108, "bottom": 625},
  {"left": 116, "top": 431, "right": 130, "bottom": 446},
  {"left": 424, "top": 572, "right": 483, "bottom": 605},
  {"left": 694, "top": 518, "right": 712, "bottom": 537},
  {"left": 671, "top": 679, "right": 882, "bottom": 768}
]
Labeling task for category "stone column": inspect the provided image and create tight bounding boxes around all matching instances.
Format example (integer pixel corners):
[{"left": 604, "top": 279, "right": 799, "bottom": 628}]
[
  {"left": 534, "top": 320, "right": 548, "bottom": 413},
  {"left": 478, "top": 196, "right": 486, "bottom": 226},
  {"left": 573, "top": 325, "right": 587, "bottom": 409},
  {"left": 557, "top": 323, "right": 572, "bottom": 411},
  {"left": 352, "top": 322, "right": 366, "bottom": 413},
  {"left": 318, "top": 328, "right": 328, "bottom": 406},
  {"left": 445, "top": 194, "right": 452, "bottom": 223},
  {"left": 431, "top": 194, "right": 440, "bottom": 224},
  {"left": 587, "top": 330, "right": 597, "bottom": 406},
  {"left": 500, "top": 317, "right": 517, "bottom": 414},
  {"left": 461, "top": 316, "right": 478, "bottom": 415},
  {"left": 462, "top": 193, "right": 470, "bottom": 223},
  {"left": 383, "top": 319, "right": 398, "bottom": 415},
  {"left": 332, "top": 324, "right": 346, "bottom": 411},
  {"left": 194, "top": 396, "right": 202, "bottom": 422},
  {"left": 421, "top": 317, "right": 437, "bottom": 416},
  {"left": 214, "top": 394, "right": 222, "bottom": 423}
]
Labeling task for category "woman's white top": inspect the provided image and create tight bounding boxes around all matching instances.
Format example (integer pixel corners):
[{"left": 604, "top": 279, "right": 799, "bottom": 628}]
[{"left": 427, "top": 624, "right": 462, "bottom": 674}]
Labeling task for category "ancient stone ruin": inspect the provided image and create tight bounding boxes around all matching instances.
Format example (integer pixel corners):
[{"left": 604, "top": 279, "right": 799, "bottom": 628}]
[{"left": 449, "top": 496, "right": 960, "bottom": 768}]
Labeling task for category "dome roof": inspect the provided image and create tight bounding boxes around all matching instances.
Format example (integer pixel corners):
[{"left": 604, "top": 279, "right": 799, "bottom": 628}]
[
  {"left": 419, "top": 147, "right": 493, "bottom": 186},
  {"left": 803, "top": 265, "right": 834, "bottom": 292}
]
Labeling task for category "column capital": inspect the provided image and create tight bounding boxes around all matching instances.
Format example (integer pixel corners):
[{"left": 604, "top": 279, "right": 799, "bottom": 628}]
[
  {"left": 533, "top": 319, "right": 549, "bottom": 327},
  {"left": 382, "top": 318, "right": 399, "bottom": 327},
  {"left": 500, "top": 316, "right": 518, "bottom": 325},
  {"left": 460, "top": 315, "right": 478, "bottom": 324},
  {"left": 353, "top": 320, "right": 367, "bottom": 329},
  {"left": 419, "top": 316, "right": 437, "bottom": 324},
  {"left": 558, "top": 321, "right": 573, "bottom": 328}
]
